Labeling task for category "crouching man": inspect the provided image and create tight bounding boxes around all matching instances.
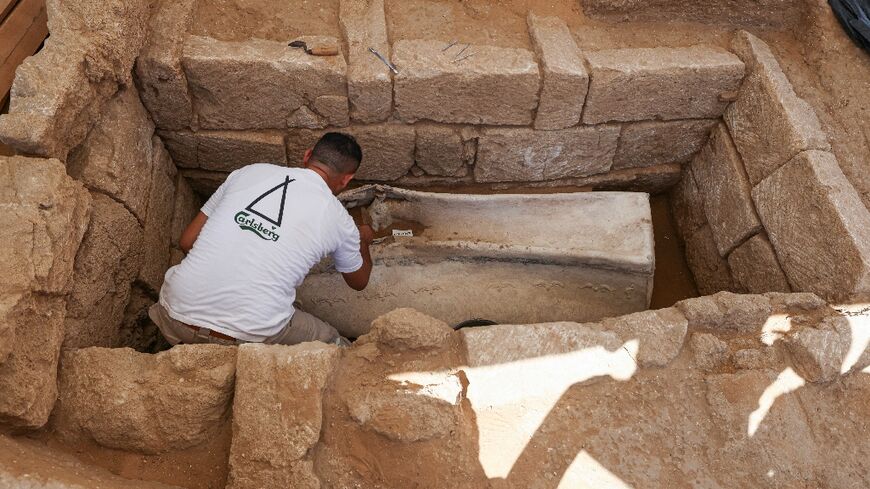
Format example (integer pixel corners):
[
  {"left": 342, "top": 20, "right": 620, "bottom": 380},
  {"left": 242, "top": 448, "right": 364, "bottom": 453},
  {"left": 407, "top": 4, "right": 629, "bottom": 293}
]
[{"left": 149, "top": 132, "right": 374, "bottom": 346}]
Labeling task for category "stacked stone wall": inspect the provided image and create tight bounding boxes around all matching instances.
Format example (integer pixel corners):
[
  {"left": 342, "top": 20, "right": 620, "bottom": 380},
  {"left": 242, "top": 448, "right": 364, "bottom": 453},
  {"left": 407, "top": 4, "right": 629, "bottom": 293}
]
[
  {"left": 671, "top": 31, "right": 870, "bottom": 301},
  {"left": 137, "top": 1, "right": 745, "bottom": 195}
]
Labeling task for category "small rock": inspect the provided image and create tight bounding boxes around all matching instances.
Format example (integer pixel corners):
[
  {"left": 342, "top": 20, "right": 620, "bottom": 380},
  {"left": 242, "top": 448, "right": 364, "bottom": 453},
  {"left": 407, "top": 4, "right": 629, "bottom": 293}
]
[
  {"left": 369, "top": 308, "right": 454, "bottom": 351},
  {"left": 733, "top": 347, "right": 780, "bottom": 370},
  {"left": 602, "top": 307, "right": 688, "bottom": 368},
  {"left": 785, "top": 325, "right": 848, "bottom": 383}
]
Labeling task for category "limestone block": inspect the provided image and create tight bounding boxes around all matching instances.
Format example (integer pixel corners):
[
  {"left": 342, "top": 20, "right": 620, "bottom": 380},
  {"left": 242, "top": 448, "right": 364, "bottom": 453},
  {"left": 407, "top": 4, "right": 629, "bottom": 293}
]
[
  {"left": 158, "top": 131, "right": 198, "bottom": 168},
  {"left": 64, "top": 194, "right": 144, "bottom": 349},
  {"left": 690, "top": 333, "right": 729, "bottom": 371},
  {"left": 180, "top": 169, "right": 229, "bottom": 196},
  {"left": 54, "top": 345, "right": 235, "bottom": 453},
  {"left": 160, "top": 130, "right": 287, "bottom": 171},
  {"left": 683, "top": 225, "right": 734, "bottom": 295},
  {"left": 287, "top": 106, "right": 327, "bottom": 129},
  {"left": 367, "top": 308, "right": 454, "bottom": 351},
  {"left": 229, "top": 343, "right": 340, "bottom": 489},
  {"left": 339, "top": 0, "right": 392, "bottom": 123},
  {"left": 676, "top": 292, "right": 772, "bottom": 333},
  {"left": 764, "top": 292, "right": 827, "bottom": 312},
  {"left": 670, "top": 167, "right": 706, "bottom": 241},
  {"left": 752, "top": 150, "right": 870, "bottom": 300},
  {"left": 728, "top": 233, "right": 791, "bottom": 293},
  {"left": 183, "top": 36, "right": 347, "bottom": 130},
  {"left": 67, "top": 88, "right": 156, "bottom": 223},
  {"left": 691, "top": 123, "right": 762, "bottom": 256},
  {"left": 733, "top": 347, "right": 780, "bottom": 370},
  {"left": 601, "top": 307, "right": 688, "bottom": 367},
  {"left": 724, "top": 31, "right": 829, "bottom": 185},
  {"left": 582, "top": 0, "right": 804, "bottom": 29},
  {"left": 786, "top": 318, "right": 849, "bottom": 383},
  {"left": 135, "top": 0, "right": 196, "bottom": 130},
  {"left": 312, "top": 95, "right": 350, "bottom": 127},
  {"left": 393, "top": 39, "right": 540, "bottom": 125},
  {"left": 527, "top": 14, "right": 588, "bottom": 130},
  {"left": 415, "top": 124, "right": 468, "bottom": 177},
  {"left": 474, "top": 125, "right": 619, "bottom": 182},
  {"left": 171, "top": 175, "right": 201, "bottom": 247},
  {"left": 614, "top": 119, "right": 717, "bottom": 170},
  {"left": 583, "top": 46, "right": 744, "bottom": 124},
  {"left": 0, "top": 156, "right": 92, "bottom": 295},
  {"left": 138, "top": 138, "right": 177, "bottom": 293}
]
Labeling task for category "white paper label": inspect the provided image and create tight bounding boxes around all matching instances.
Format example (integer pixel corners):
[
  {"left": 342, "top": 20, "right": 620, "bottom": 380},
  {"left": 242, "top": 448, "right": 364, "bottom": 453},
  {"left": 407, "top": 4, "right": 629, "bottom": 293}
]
[{"left": 392, "top": 229, "right": 413, "bottom": 237}]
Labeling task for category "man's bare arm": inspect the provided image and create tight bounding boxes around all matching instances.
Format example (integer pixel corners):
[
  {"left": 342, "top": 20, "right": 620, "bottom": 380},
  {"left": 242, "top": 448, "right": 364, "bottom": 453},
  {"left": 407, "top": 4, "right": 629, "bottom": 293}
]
[
  {"left": 342, "top": 225, "right": 374, "bottom": 291},
  {"left": 179, "top": 211, "right": 208, "bottom": 253}
]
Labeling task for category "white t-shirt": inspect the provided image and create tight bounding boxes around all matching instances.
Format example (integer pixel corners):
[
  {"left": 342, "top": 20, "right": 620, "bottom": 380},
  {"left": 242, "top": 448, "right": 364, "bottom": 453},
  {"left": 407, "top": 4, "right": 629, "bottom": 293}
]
[{"left": 160, "top": 164, "right": 363, "bottom": 341}]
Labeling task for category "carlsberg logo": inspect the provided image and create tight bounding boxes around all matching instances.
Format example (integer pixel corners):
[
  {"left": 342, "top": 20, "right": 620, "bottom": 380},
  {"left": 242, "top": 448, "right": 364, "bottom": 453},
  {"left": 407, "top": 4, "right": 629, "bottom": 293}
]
[{"left": 234, "top": 211, "right": 280, "bottom": 242}]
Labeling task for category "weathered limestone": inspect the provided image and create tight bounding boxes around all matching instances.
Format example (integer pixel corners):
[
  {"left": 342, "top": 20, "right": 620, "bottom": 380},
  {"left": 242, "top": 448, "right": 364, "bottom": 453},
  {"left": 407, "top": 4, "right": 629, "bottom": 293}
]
[
  {"left": 614, "top": 119, "right": 717, "bottom": 169},
  {"left": 582, "top": 0, "right": 804, "bottom": 28},
  {"left": 182, "top": 35, "right": 347, "bottom": 130},
  {"left": 367, "top": 308, "right": 453, "bottom": 351},
  {"left": 752, "top": 150, "right": 870, "bottom": 300},
  {"left": 670, "top": 167, "right": 706, "bottom": 241},
  {"left": 53, "top": 345, "right": 236, "bottom": 454},
  {"left": 339, "top": 0, "right": 392, "bottom": 122},
  {"left": 690, "top": 332, "right": 729, "bottom": 371},
  {"left": 474, "top": 125, "right": 619, "bottom": 182},
  {"left": 728, "top": 233, "right": 791, "bottom": 293},
  {"left": 684, "top": 225, "right": 734, "bottom": 295},
  {"left": 64, "top": 194, "right": 144, "bottom": 349},
  {"left": 312, "top": 95, "right": 351, "bottom": 127},
  {"left": 0, "top": 156, "right": 90, "bottom": 429},
  {"left": 138, "top": 138, "right": 177, "bottom": 293},
  {"left": 601, "top": 307, "right": 688, "bottom": 367},
  {"left": 527, "top": 14, "right": 588, "bottom": 130},
  {"left": 67, "top": 88, "right": 156, "bottom": 222},
  {"left": 160, "top": 130, "right": 287, "bottom": 171},
  {"left": 228, "top": 343, "right": 340, "bottom": 489},
  {"left": 724, "top": 31, "right": 829, "bottom": 185},
  {"left": 414, "top": 124, "right": 468, "bottom": 177},
  {"left": 583, "top": 46, "right": 744, "bottom": 124},
  {"left": 171, "top": 174, "right": 201, "bottom": 250},
  {"left": 135, "top": 0, "right": 196, "bottom": 130},
  {"left": 676, "top": 292, "right": 773, "bottom": 333},
  {"left": 786, "top": 317, "right": 850, "bottom": 383},
  {"left": 393, "top": 39, "right": 540, "bottom": 125},
  {"left": 691, "top": 123, "right": 762, "bottom": 256}
]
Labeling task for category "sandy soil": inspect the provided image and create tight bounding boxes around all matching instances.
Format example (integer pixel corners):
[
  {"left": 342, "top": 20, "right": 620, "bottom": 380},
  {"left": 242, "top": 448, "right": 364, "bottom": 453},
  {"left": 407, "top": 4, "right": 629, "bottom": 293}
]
[{"left": 190, "top": 0, "right": 341, "bottom": 42}]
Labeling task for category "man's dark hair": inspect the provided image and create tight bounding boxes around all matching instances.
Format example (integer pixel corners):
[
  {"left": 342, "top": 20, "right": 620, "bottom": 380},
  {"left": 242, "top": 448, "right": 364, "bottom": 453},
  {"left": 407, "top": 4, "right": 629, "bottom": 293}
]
[{"left": 310, "top": 132, "right": 362, "bottom": 174}]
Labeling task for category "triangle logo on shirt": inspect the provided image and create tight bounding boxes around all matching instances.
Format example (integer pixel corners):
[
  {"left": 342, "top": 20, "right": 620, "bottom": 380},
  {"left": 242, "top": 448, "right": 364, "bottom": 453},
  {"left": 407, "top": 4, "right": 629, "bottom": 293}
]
[{"left": 245, "top": 176, "right": 294, "bottom": 227}]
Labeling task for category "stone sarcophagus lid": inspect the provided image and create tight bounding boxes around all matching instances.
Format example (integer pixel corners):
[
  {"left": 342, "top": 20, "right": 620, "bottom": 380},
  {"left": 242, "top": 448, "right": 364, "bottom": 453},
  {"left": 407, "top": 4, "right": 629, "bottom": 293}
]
[{"left": 298, "top": 186, "right": 654, "bottom": 337}]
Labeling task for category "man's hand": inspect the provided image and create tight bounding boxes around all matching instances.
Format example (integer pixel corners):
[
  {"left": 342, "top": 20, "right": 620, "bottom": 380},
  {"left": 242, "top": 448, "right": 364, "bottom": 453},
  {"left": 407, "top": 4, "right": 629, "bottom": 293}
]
[{"left": 358, "top": 224, "right": 375, "bottom": 245}]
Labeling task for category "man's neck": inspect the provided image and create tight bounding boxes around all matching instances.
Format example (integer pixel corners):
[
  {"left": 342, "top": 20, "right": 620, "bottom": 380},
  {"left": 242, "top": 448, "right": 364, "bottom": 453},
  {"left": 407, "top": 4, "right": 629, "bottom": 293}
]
[{"left": 307, "top": 164, "right": 337, "bottom": 193}]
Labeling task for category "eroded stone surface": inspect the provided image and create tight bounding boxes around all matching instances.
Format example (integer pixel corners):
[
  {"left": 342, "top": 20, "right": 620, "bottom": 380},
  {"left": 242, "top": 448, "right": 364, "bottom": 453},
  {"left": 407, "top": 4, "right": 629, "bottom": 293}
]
[
  {"left": 677, "top": 292, "right": 772, "bottom": 333},
  {"left": 728, "top": 233, "right": 791, "bottom": 293},
  {"left": 690, "top": 332, "right": 730, "bottom": 371},
  {"left": 138, "top": 138, "right": 177, "bottom": 294},
  {"left": 474, "top": 125, "right": 619, "bottom": 182},
  {"left": 229, "top": 343, "right": 340, "bottom": 489},
  {"left": 53, "top": 345, "right": 236, "bottom": 454},
  {"left": 670, "top": 167, "right": 706, "bottom": 241},
  {"left": 527, "top": 14, "right": 588, "bottom": 130},
  {"left": 601, "top": 307, "right": 688, "bottom": 367},
  {"left": 161, "top": 130, "right": 287, "bottom": 171},
  {"left": 752, "top": 150, "right": 870, "bottom": 300},
  {"left": 583, "top": 46, "right": 744, "bottom": 124},
  {"left": 786, "top": 316, "right": 850, "bottom": 383},
  {"left": 414, "top": 124, "right": 468, "bottom": 177},
  {"left": 171, "top": 175, "right": 200, "bottom": 248},
  {"left": 339, "top": 0, "right": 392, "bottom": 123},
  {"left": 684, "top": 225, "right": 734, "bottom": 295},
  {"left": 393, "top": 39, "right": 540, "bottom": 125},
  {"left": 724, "top": 31, "right": 830, "bottom": 185},
  {"left": 368, "top": 308, "right": 454, "bottom": 351},
  {"left": 691, "top": 122, "right": 762, "bottom": 256},
  {"left": 614, "top": 119, "right": 716, "bottom": 170}
]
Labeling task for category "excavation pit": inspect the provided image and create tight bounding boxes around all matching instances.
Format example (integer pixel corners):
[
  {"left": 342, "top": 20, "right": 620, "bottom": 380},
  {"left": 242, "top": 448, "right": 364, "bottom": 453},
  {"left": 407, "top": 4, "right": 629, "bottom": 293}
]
[{"left": 0, "top": 0, "right": 869, "bottom": 488}]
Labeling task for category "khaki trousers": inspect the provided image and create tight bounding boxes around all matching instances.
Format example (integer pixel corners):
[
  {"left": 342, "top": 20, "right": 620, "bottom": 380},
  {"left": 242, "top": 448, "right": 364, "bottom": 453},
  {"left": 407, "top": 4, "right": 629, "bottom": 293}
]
[{"left": 148, "top": 303, "right": 343, "bottom": 346}]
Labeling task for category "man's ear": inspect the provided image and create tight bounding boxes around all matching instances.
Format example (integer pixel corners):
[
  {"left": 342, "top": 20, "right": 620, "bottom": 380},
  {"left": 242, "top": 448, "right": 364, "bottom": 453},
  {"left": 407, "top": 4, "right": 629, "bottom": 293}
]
[
  {"left": 341, "top": 173, "right": 355, "bottom": 187},
  {"left": 302, "top": 148, "right": 313, "bottom": 166}
]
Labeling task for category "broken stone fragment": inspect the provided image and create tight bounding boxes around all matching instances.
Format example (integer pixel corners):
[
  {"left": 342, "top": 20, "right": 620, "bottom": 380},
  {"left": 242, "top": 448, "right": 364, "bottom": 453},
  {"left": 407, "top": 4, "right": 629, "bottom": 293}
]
[
  {"left": 53, "top": 345, "right": 237, "bottom": 454},
  {"left": 368, "top": 308, "right": 454, "bottom": 351},
  {"left": 690, "top": 332, "right": 730, "bottom": 371},
  {"left": 601, "top": 307, "right": 688, "bottom": 368},
  {"left": 312, "top": 95, "right": 350, "bottom": 127},
  {"left": 228, "top": 343, "right": 340, "bottom": 489}
]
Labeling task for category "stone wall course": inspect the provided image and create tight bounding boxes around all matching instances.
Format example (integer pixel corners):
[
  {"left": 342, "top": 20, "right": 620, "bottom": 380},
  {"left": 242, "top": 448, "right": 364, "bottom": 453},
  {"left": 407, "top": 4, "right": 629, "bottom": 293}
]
[
  {"left": 527, "top": 13, "right": 588, "bottom": 130},
  {"left": 339, "top": 0, "right": 392, "bottom": 123},
  {"left": 415, "top": 124, "right": 468, "bottom": 177},
  {"left": 614, "top": 119, "right": 717, "bottom": 170},
  {"left": 161, "top": 130, "right": 287, "bottom": 172},
  {"left": 583, "top": 46, "right": 744, "bottom": 124},
  {"left": 392, "top": 39, "right": 540, "bottom": 125}
]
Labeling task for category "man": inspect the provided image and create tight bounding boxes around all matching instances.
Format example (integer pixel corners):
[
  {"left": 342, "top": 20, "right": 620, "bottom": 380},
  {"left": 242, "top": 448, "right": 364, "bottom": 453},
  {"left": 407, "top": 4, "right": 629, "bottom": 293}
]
[{"left": 149, "top": 132, "right": 374, "bottom": 346}]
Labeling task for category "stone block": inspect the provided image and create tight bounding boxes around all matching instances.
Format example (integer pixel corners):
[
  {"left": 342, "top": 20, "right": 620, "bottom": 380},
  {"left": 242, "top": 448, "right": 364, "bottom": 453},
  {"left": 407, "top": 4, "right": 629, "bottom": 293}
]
[
  {"left": 724, "top": 31, "right": 829, "bottom": 185},
  {"left": 228, "top": 343, "right": 340, "bottom": 489},
  {"left": 684, "top": 225, "right": 734, "bottom": 295},
  {"left": 583, "top": 46, "right": 744, "bottom": 124},
  {"left": 752, "top": 150, "right": 870, "bottom": 300},
  {"left": 393, "top": 39, "right": 540, "bottom": 125},
  {"left": 527, "top": 14, "right": 588, "bottom": 130},
  {"left": 160, "top": 130, "right": 287, "bottom": 171},
  {"left": 339, "top": 0, "right": 392, "bottom": 123},
  {"left": 614, "top": 119, "right": 717, "bottom": 170},
  {"left": 53, "top": 345, "right": 236, "bottom": 453},
  {"left": 183, "top": 36, "right": 347, "bottom": 130},
  {"left": 367, "top": 308, "right": 454, "bottom": 351},
  {"left": 135, "top": 0, "right": 196, "bottom": 130},
  {"left": 786, "top": 318, "right": 850, "bottom": 383},
  {"left": 64, "top": 194, "right": 144, "bottom": 349},
  {"left": 670, "top": 167, "right": 706, "bottom": 241},
  {"left": 601, "top": 307, "right": 688, "bottom": 367},
  {"left": 728, "top": 233, "right": 791, "bottom": 293},
  {"left": 312, "top": 95, "right": 350, "bottom": 127},
  {"left": 138, "top": 138, "right": 177, "bottom": 293},
  {"left": 67, "top": 88, "right": 156, "bottom": 222},
  {"left": 582, "top": 0, "right": 804, "bottom": 29},
  {"left": 691, "top": 123, "right": 762, "bottom": 256},
  {"left": 676, "top": 292, "right": 772, "bottom": 333},
  {"left": 180, "top": 169, "right": 229, "bottom": 196},
  {"left": 171, "top": 174, "right": 201, "bottom": 247},
  {"left": 690, "top": 333, "right": 729, "bottom": 371},
  {"left": 474, "top": 126, "right": 619, "bottom": 182},
  {"left": 415, "top": 124, "right": 468, "bottom": 177}
]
